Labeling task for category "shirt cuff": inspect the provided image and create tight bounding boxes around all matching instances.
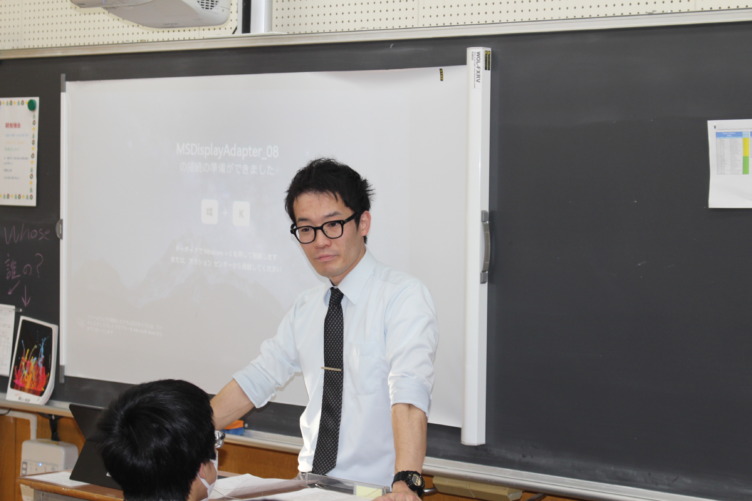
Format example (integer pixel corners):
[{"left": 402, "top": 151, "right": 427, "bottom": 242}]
[
  {"left": 233, "top": 364, "right": 276, "bottom": 408},
  {"left": 389, "top": 378, "right": 432, "bottom": 417}
]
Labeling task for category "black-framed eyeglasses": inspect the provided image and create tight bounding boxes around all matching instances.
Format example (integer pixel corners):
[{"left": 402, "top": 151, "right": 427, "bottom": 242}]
[
  {"left": 290, "top": 213, "right": 358, "bottom": 244},
  {"left": 214, "top": 430, "right": 225, "bottom": 449}
]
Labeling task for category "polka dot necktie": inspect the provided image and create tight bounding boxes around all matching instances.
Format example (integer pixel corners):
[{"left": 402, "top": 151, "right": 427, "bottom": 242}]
[{"left": 311, "top": 287, "right": 344, "bottom": 475}]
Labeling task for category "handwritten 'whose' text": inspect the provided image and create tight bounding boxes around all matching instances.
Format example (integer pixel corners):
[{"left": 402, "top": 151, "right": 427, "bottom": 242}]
[{"left": 2, "top": 224, "right": 50, "bottom": 308}]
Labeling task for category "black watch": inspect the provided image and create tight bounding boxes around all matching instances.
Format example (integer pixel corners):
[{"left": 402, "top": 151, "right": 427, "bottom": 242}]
[{"left": 392, "top": 470, "right": 425, "bottom": 497}]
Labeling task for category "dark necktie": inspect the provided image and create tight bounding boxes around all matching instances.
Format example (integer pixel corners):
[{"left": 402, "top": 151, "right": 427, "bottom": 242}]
[{"left": 311, "top": 287, "right": 344, "bottom": 475}]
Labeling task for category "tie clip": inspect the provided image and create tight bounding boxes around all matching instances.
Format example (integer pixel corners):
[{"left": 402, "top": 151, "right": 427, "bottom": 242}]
[{"left": 322, "top": 366, "right": 343, "bottom": 372}]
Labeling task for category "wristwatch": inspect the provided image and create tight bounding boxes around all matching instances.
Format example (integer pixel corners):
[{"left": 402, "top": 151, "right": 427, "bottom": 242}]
[{"left": 392, "top": 470, "right": 425, "bottom": 498}]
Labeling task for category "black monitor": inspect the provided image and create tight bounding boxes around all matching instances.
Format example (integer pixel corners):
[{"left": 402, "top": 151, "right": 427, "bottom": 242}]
[{"left": 69, "top": 403, "right": 121, "bottom": 490}]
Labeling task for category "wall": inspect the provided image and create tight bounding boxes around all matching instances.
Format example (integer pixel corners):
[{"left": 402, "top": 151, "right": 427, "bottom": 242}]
[
  {"left": 1, "top": 0, "right": 752, "bottom": 51},
  {"left": 3, "top": 2, "right": 752, "bottom": 501}
]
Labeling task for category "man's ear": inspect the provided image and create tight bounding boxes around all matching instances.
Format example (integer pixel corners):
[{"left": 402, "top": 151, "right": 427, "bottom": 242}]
[
  {"left": 198, "top": 461, "right": 209, "bottom": 479},
  {"left": 358, "top": 210, "right": 371, "bottom": 237},
  {"left": 197, "top": 460, "right": 214, "bottom": 480}
]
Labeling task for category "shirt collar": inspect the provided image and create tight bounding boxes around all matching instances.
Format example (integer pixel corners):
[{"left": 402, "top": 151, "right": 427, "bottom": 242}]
[{"left": 324, "top": 249, "right": 375, "bottom": 306}]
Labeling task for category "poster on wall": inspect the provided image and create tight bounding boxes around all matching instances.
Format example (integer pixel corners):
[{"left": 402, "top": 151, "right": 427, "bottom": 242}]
[
  {"left": 707, "top": 119, "right": 752, "bottom": 208},
  {"left": 0, "top": 97, "right": 39, "bottom": 206},
  {"left": 0, "top": 304, "right": 16, "bottom": 376},
  {"left": 5, "top": 316, "right": 57, "bottom": 405}
]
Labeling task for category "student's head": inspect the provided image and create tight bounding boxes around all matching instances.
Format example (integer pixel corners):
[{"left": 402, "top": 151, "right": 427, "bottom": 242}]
[
  {"left": 96, "top": 379, "right": 218, "bottom": 501},
  {"left": 285, "top": 158, "right": 374, "bottom": 285}
]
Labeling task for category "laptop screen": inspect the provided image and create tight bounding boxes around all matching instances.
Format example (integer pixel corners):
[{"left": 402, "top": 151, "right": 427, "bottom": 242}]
[{"left": 69, "top": 403, "right": 122, "bottom": 490}]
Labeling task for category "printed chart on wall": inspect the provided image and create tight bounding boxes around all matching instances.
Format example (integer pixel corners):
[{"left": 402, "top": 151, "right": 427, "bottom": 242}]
[
  {"left": 61, "top": 60, "right": 489, "bottom": 428},
  {"left": 708, "top": 119, "right": 752, "bottom": 208},
  {"left": 0, "top": 304, "right": 15, "bottom": 376},
  {"left": 0, "top": 98, "right": 39, "bottom": 206}
]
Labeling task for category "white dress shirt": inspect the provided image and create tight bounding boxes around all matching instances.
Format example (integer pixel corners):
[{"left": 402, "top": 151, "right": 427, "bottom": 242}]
[{"left": 233, "top": 250, "right": 438, "bottom": 486}]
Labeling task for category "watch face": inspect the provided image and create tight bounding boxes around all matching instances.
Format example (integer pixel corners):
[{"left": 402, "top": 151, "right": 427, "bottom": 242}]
[{"left": 409, "top": 473, "right": 425, "bottom": 488}]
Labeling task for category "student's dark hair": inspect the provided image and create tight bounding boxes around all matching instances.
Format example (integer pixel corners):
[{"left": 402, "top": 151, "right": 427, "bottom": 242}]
[
  {"left": 285, "top": 157, "right": 374, "bottom": 226},
  {"left": 96, "top": 379, "right": 215, "bottom": 501}
]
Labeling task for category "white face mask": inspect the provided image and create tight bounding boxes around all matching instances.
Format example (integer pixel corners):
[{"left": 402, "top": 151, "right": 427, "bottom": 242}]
[{"left": 199, "top": 457, "right": 218, "bottom": 501}]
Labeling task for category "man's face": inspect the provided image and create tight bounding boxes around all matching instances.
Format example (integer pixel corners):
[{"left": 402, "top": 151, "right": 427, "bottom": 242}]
[{"left": 292, "top": 192, "right": 370, "bottom": 286}]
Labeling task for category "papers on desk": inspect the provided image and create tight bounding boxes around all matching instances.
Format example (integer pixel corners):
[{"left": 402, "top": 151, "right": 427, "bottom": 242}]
[
  {"left": 211, "top": 475, "right": 307, "bottom": 499},
  {"left": 270, "top": 487, "right": 375, "bottom": 501},
  {"left": 211, "top": 474, "right": 372, "bottom": 500},
  {"left": 23, "top": 470, "right": 88, "bottom": 488}
]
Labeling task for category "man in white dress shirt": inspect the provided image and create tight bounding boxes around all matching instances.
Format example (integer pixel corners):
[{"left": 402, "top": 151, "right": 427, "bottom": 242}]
[{"left": 211, "top": 158, "right": 438, "bottom": 501}]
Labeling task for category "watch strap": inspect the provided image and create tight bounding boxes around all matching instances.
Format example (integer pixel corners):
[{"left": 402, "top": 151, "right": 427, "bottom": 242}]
[{"left": 392, "top": 470, "right": 425, "bottom": 497}]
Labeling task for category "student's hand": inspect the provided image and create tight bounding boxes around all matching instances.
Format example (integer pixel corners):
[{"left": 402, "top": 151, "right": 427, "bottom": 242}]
[{"left": 375, "top": 481, "right": 422, "bottom": 501}]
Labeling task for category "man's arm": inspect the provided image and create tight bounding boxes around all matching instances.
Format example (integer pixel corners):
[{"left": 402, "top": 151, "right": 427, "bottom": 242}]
[
  {"left": 378, "top": 278, "right": 437, "bottom": 500},
  {"left": 382, "top": 402, "right": 428, "bottom": 501},
  {"left": 211, "top": 379, "right": 255, "bottom": 430}
]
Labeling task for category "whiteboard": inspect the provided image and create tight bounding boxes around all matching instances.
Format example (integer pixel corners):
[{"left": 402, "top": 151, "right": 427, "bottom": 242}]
[{"left": 62, "top": 66, "right": 468, "bottom": 427}]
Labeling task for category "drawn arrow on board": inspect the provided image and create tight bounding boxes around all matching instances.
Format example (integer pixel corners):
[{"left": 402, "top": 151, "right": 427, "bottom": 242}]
[{"left": 21, "top": 286, "right": 31, "bottom": 307}]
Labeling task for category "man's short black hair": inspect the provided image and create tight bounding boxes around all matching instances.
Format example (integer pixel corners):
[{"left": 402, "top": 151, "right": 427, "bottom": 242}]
[
  {"left": 96, "top": 379, "right": 215, "bottom": 501},
  {"left": 285, "top": 158, "right": 374, "bottom": 224}
]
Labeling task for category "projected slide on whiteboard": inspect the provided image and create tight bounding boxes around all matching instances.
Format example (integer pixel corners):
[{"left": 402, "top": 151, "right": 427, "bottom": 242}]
[{"left": 62, "top": 65, "right": 475, "bottom": 427}]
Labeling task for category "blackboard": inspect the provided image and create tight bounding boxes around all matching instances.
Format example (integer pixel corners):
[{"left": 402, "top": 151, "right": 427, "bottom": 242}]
[{"left": 3, "top": 19, "right": 752, "bottom": 500}]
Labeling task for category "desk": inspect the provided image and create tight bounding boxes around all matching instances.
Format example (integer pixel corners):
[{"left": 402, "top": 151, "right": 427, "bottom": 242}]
[
  {"left": 18, "top": 471, "right": 384, "bottom": 501},
  {"left": 0, "top": 397, "right": 538, "bottom": 501},
  {"left": 17, "top": 473, "right": 121, "bottom": 501}
]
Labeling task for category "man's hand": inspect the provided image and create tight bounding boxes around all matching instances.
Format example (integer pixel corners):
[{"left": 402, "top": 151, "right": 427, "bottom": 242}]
[{"left": 376, "top": 480, "right": 422, "bottom": 501}]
